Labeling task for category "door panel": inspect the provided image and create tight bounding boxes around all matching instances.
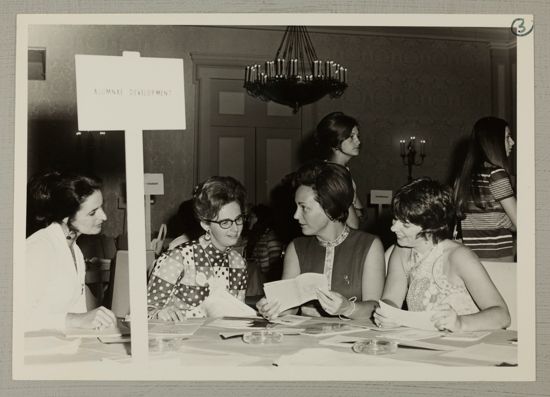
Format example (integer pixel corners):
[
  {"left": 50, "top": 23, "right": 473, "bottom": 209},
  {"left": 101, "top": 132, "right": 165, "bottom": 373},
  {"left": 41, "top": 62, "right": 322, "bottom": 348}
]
[
  {"left": 256, "top": 128, "right": 301, "bottom": 204},
  {"left": 195, "top": 61, "right": 304, "bottom": 206},
  {"left": 211, "top": 126, "right": 255, "bottom": 202}
]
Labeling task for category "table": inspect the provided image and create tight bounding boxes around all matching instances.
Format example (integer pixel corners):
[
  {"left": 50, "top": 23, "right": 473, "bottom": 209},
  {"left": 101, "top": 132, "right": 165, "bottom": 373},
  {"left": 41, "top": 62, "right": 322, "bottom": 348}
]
[{"left": 23, "top": 317, "right": 517, "bottom": 369}]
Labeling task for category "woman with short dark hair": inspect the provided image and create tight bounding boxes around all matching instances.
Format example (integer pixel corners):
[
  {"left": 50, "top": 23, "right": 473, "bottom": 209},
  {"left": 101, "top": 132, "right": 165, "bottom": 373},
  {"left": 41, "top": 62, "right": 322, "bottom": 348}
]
[
  {"left": 147, "top": 176, "right": 248, "bottom": 320},
  {"left": 257, "top": 161, "right": 385, "bottom": 320},
  {"left": 315, "top": 111, "right": 365, "bottom": 228},
  {"left": 375, "top": 178, "right": 510, "bottom": 332},
  {"left": 26, "top": 171, "right": 116, "bottom": 331}
]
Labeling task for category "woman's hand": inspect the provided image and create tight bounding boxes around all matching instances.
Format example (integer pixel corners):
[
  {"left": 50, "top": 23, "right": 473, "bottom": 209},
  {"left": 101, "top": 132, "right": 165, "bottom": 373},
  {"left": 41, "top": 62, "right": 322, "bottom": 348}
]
[
  {"left": 156, "top": 306, "right": 186, "bottom": 322},
  {"left": 430, "top": 303, "right": 463, "bottom": 332},
  {"left": 373, "top": 305, "right": 401, "bottom": 328},
  {"left": 256, "top": 297, "right": 281, "bottom": 321},
  {"left": 315, "top": 289, "right": 353, "bottom": 316},
  {"left": 67, "top": 306, "right": 117, "bottom": 329}
]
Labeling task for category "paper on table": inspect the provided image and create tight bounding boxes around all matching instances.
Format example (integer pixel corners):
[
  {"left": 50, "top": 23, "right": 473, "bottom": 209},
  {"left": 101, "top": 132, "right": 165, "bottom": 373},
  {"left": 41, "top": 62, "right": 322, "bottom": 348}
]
[
  {"left": 300, "top": 322, "right": 368, "bottom": 337},
  {"left": 201, "top": 288, "right": 257, "bottom": 318},
  {"left": 441, "top": 331, "right": 491, "bottom": 342},
  {"left": 263, "top": 273, "right": 329, "bottom": 312},
  {"left": 148, "top": 318, "right": 204, "bottom": 337},
  {"left": 270, "top": 314, "right": 310, "bottom": 326},
  {"left": 274, "top": 347, "right": 437, "bottom": 367},
  {"left": 439, "top": 343, "right": 517, "bottom": 364},
  {"left": 378, "top": 300, "right": 437, "bottom": 330},
  {"left": 25, "top": 336, "right": 81, "bottom": 356},
  {"left": 207, "top": 318, "right": 266, "bottom": 330},
  {"left": 318, "top": 335, "right": 366, "bottom": 348},
  {"left": 64, "top": 325, "right": 127, "bottom": 338},
  {"left": 375, "top": 328, "right": 442, "bottom": 341}
]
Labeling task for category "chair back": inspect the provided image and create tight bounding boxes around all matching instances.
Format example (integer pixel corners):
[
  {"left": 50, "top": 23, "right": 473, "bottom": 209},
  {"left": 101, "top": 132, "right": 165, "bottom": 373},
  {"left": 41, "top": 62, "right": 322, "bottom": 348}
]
[
  {"left": 108, "top": 250, "right": 155, "bottom": 318},
  {"left": 85, "top": 258, "right": 112, "bottom": 309},
  {"left": 481, "top": 261, "right": 517, "bottom": 330}
]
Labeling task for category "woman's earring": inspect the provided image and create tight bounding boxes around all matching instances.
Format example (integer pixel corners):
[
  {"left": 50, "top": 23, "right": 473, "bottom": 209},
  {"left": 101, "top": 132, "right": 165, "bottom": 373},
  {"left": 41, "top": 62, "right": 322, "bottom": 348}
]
[{"left": 204, "top": 230, "right": 211, "bottom": 241}]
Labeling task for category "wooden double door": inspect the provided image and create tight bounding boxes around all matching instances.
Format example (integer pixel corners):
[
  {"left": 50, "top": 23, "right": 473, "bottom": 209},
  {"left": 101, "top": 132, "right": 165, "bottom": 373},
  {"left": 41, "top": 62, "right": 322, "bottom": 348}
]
[{"left": 195, "top": 60, "right": 303, "bottom": 205}]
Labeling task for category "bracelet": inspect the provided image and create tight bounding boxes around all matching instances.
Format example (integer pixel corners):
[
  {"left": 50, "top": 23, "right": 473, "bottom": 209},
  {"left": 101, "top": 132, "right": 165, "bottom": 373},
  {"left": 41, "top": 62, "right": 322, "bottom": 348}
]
[{"left": 339, "top": 296, "right": 357, "bottom": 320}]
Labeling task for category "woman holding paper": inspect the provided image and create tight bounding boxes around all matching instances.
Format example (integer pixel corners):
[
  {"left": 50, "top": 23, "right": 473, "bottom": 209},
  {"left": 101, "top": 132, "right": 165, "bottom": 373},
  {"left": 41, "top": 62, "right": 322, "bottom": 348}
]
[
  {"left": 25, "top": 171, "right": 116, "bottom": 331},
  {"left": 147, "top": 176, "right": 248, "bottom": 320},
  {"left": 315, "top": 111, "right": 364, "bottom": 229},
  {"left": 257, "top": 161, "right": 385, "bottom": 320},
  {"left": 374, "top": 178, "right": 510, "bottom": 332}
]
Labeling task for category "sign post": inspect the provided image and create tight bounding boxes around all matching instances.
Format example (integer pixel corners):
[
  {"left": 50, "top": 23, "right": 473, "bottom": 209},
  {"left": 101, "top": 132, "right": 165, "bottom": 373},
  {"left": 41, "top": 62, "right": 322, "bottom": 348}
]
[{"left": 75, "top": 51, "right": 186, "bottom": 364}]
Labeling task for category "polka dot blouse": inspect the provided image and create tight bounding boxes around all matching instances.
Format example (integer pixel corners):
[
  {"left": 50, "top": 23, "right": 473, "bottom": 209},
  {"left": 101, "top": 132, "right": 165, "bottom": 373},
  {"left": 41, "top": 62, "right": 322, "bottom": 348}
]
[{"left": 147, "top": 235, "right": 247, "bottom": 319}]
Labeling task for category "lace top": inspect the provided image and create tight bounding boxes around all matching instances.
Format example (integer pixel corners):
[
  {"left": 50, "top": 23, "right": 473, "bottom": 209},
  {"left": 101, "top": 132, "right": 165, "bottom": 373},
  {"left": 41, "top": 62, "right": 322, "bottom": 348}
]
[{"left": 404, "top": 241, "right": 479, "bottom": 315}]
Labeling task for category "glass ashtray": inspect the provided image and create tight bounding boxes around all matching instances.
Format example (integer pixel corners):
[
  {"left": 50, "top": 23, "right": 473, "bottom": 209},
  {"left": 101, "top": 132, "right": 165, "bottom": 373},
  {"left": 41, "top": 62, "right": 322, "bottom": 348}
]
[
  {"left": 352, "top": 338, "right": 398, "bottom": 355},
  {"left": 242, "top": 330, "right": 284, "bottom": 345}
]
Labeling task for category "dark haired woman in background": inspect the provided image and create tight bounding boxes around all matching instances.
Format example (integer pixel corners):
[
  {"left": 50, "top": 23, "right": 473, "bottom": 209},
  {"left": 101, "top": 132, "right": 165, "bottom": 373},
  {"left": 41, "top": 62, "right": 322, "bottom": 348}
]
[
  {"left": 147, "top": 176, "right": 248, "bottom": 320},
  {"left": 315, "top": 111, "right": 364, "bottom": 229},
  {"left": 257, "top": 162, "right": 385, "bottom": 320},
  {"left": 375, "top": 178, "right": 510, "bottom": 332},
  {"left": 453, "top": 117, "right": 516, "bottom": 261},
  {"left": 26, "top": 171, "right": 116, "bottom": 331}
]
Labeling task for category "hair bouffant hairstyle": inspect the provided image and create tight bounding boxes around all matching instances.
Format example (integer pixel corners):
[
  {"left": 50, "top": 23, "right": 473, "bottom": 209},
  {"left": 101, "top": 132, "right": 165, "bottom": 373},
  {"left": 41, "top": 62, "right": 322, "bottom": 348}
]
[
  {"left": 192, "top": 176, "right": 246, "bottom": 222},
  {"left": 292, "top": 161, "right": 354, "bottom": 223},
  {"left": 28, "top": 171, "right": 103, "bottom": 228},
  {"left": 392, "top": 178, "right": 455, "bottom": 243},
  {"left": 315, "top": 112, "right": 359, "bottom": 160}
]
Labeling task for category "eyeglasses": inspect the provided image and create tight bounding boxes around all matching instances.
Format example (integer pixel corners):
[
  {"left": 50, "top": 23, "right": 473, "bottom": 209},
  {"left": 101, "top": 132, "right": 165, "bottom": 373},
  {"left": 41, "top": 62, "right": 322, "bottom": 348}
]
[{"left": 205, "top": 214, "right": 245, "bottom": 229}]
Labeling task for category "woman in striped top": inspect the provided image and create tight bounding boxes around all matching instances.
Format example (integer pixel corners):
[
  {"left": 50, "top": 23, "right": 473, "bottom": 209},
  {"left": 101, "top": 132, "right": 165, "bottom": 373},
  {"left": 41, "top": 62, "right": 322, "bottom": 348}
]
[{"left": 453, "top": 117, "right": 517, "bottom": 261}]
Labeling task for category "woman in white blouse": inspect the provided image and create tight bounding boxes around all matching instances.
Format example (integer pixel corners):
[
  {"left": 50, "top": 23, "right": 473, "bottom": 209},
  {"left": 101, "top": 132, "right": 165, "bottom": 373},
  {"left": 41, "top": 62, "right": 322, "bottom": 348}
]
[{"left": 25, "top": 171, "right": 116, "bottom": 332}]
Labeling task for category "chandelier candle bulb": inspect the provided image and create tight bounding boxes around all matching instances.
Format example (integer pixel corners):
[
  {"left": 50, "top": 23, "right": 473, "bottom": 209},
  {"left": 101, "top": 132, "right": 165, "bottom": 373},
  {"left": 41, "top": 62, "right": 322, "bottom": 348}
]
[
  {"left": 400, "top": 139, "right": 406, "bottom": 155},
  {"left": 420, "top": 139, "right": 426, "bottom": 155}
]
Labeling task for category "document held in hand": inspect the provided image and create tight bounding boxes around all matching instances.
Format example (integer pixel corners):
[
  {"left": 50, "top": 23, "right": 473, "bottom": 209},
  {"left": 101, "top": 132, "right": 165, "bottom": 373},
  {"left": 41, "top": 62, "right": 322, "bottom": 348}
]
[
  {"left": 378, "top": 300, "right": 437, "bottom": 330},
  {"left": 263, "top": 273, "right": 329, "bottom": 312}
]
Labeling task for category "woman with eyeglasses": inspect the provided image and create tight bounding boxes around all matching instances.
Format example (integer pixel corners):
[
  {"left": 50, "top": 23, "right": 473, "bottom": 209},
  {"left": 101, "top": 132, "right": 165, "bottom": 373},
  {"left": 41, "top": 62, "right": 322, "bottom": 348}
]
[{"left": 147, "top": 176, "right": 248, "bottom": 320}]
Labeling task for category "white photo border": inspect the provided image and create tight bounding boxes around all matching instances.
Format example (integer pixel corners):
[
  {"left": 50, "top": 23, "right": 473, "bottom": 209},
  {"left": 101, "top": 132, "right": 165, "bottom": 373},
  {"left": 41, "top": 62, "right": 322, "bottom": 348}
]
[{"left": 13, "top": 12, "right": 535, "bottom": 381}]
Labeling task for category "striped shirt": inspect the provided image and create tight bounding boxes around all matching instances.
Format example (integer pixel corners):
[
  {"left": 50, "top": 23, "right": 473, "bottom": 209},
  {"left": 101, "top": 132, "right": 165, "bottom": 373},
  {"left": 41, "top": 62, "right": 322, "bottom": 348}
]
[{"left": 461, "top": 165, "right": 515, "bottom": 259}]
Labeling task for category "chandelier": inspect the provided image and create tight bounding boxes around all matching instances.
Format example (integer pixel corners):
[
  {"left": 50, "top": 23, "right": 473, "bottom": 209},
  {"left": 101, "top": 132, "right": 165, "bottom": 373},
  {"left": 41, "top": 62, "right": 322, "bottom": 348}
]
[{"left": 243, "top": 26, "right": 348, "bottom": 113}]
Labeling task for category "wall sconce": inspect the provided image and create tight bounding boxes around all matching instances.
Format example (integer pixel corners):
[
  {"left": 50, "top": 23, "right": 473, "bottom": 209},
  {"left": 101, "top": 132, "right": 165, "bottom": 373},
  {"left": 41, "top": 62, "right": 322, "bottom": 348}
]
[{"left": 399, "top": 136, "right": 426, "bottom": 182}]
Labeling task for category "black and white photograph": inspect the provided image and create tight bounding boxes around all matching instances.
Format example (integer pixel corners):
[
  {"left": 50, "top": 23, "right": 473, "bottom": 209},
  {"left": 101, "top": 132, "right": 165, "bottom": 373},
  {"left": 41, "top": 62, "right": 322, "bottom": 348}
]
[{"left": 12, "top": 13, "right": 535, "bottom": 381}]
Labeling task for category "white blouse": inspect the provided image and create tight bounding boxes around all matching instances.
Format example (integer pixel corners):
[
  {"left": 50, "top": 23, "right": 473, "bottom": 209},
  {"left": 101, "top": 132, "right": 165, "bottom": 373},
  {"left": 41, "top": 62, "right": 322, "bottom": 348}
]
[{"left": 25, "top": 223, "right": 87, "bottom": 331}]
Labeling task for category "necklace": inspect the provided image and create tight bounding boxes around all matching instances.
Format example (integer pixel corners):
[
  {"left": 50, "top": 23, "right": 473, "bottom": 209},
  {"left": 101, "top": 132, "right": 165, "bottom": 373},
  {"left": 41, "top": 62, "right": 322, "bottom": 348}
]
[
  {"left": 316, "top": 225, "right": 350, "bottom": 290},
  {"left": 316, "top": 224, "right": 350, "bottom": 248}
]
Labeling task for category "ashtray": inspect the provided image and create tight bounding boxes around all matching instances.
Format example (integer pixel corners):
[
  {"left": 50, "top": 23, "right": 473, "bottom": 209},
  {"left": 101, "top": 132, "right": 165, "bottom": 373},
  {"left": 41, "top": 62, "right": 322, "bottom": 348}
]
[
  {"left": 352, "top": 338, "right": 398, "bottom": 355},
  {"left": 242, "top": 330, "right": 283, "bottom": 345}
]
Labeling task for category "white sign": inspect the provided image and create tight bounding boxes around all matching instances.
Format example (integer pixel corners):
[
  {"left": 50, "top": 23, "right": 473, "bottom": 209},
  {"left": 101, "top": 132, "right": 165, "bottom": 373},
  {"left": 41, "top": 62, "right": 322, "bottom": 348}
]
[
  {"left": 370, "top": 189, "right": 393, "bottom": 205},
  {"left": 144, "top": 173, "right": 164, "bottom": 195},
  {"left": 75, "top": 53, "right": 186, "bottom": 131}
]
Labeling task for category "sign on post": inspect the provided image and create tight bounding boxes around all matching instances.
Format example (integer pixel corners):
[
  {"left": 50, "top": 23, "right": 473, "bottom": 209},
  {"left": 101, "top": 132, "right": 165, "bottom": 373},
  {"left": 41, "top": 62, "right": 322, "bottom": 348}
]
[
  {"left": 75, "top": 53, "right": 186, "bottom": 130},
  {"left": 75, "top": 52, "right": 185, "bottom": 365}
]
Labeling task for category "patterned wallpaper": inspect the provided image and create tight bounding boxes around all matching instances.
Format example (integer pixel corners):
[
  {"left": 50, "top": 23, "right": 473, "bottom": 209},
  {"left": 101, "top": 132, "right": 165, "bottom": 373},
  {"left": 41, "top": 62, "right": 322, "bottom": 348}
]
[{"left": 27, "top": 25, "right": 512, "bottom": 241}]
